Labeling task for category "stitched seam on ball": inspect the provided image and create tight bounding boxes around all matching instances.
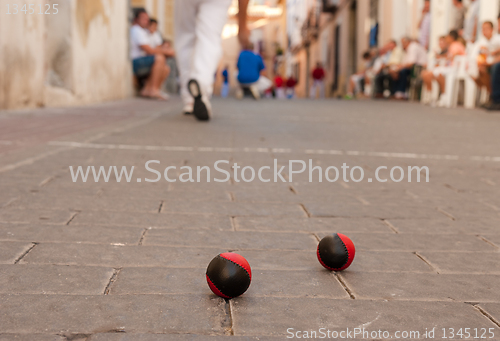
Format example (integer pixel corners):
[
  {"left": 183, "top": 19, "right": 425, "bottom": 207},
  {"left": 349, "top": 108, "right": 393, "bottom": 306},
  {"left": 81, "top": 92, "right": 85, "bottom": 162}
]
[
  {"left": 219, "top": 255, "right": 251, "bottom": 280},
  {"left": 340, "top": 238, "right": 349, "bottom": 264},
  {"left": 207, "top": 274, "right": 230, "bottom": 298}
]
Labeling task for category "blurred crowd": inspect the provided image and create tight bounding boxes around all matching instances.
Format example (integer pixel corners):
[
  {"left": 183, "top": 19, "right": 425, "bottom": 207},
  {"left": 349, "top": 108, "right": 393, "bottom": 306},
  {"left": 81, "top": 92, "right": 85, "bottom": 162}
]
[
  {"left": 344, "top": 0, "right": 500, "bottom": 111},
  {"left": 128, "top": 0, "right": 500, "bottom": 112}
]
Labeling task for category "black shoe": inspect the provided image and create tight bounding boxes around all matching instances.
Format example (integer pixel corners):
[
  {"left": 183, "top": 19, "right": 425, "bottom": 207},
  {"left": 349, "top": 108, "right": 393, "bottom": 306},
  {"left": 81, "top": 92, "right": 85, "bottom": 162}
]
[
  {"left": 184, "top": 111, "right": 192, "bottom": 115},
  {"left": 188, "top": 79, "right": 211, "bottom": 121},
  {"left": 483, "top": 102, "right": 500, "bottom": 111}
]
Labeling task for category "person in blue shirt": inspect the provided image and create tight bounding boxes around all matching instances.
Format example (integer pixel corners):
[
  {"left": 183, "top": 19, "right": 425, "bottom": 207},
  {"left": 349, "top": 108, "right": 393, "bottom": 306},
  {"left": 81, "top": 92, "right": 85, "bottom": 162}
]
[{"left": 236, "top": 44, "right": 272, "bottom": 100}]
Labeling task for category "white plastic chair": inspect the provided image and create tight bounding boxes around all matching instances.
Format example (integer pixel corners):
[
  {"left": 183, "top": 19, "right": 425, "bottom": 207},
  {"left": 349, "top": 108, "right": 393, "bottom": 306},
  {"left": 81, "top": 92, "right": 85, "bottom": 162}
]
[
  {"left": 443, "top": 55, "right": 465, "bottom": 108},
  {"left": 448, "top": 56, "right": 477, "bottom": 109}
]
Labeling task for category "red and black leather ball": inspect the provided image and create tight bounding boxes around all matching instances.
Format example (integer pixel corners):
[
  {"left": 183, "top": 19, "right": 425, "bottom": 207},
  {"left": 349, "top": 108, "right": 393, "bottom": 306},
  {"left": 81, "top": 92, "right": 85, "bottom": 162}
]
[
  {"left": 206, "top": 252, "right": 252, "bottom": 299},
  {"left": 317, "top": 233, "right": 355, "bottom": 271}
]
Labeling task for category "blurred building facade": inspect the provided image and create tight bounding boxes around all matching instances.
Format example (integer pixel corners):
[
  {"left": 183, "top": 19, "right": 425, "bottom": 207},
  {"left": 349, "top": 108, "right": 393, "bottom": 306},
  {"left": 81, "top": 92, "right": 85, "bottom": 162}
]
[
  {"left": 131, "top": 0, "right": 175, "bottom": 41},
  {"left": 0, "top": 0, "right": 132, "bottom": 110},
  {"left": 215, "top": 0, "right": 287, "bottom": 95},
  {"left": 287, "top": 0, "right": 500, "bottom": 98},
  {"left": 0, "top": 0, "right": 285, "bottom": 109}
]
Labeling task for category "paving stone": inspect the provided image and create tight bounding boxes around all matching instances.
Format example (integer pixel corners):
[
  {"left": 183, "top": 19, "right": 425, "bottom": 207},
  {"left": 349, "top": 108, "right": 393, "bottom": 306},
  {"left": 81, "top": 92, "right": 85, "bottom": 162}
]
[
  {"left": 110, "top": 267, "right": 347, "bottom": 299},
  {"left": 303, "top": 202, "right": 444, "bottom": 219},
  {"left": 390, "top": 216, "right": 500, "bottom": 235},
  {"left": 163, "top": 189, "right": 232, "bottom": 202},
  {"left": 229, "top": 186, "right": 304, "bottom": 203},
  {"left": 0, "top": 294, "right": 226, "bottom": 334},
  {"left": 231, "top": 297, "right": 498, "bottom": 336},
  {"left": 341, "top": 272, "right": 500, "bottom": 302},
  {"left": 235, "top": 249, "right": 432, "bottom": 272},
  {"left": 71, "top": 211, "right": 233, "bottom": 230},
  {"left": 143, "top": 230, "right": 317, "bottom": 250},
  {"left": 234, "top": 216, "right": 391, "bottom": 233},
  {"left": 11, "top": 194, "right": 161, "bottom": 213},
  {"left": 20, "top": 243, "right": 219, "bottom": 268},
  {"left": 419, "top": 252, "right": 500, "bottom": 274},
  {"left": 0, "top": 242, "right": 34, "bottom": 264},
  {"left": 477, "top": 303, "right": 500, "bottom": 328},
  {"left": 0, "top": 224, "right": 143, "bottom": 245},
  {"left": 3, "top": 95, "right": 500, "bottom": 337},
  {"left": 481, "top": 234, "right": 500, "bottom": 248},
  {"left": 0, "top": 264, "right": 113, "bottom": 294},
  {"left": 0, "top": 335, "right": 65, "bottom": 341},
  {"left": 88, "top": 334, "right": 283, "bottom": 340},
  {"left": 316, "top": 232, "right": 493, "bottom": 251},
  {"left": 160, "top": 200, "right": 305, "bottom": 217},
  {"left": 0, "top": 208, "right": 75, "bottom": 225}
]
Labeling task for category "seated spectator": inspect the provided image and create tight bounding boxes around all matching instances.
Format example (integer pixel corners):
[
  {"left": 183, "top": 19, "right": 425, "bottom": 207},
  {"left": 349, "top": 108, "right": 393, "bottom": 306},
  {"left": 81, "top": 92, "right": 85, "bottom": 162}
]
[
  {"left": 235, "top": 43, "right": 272, "bottom": 100},
  {"left": 391, "top": 37, "right": 427, "bottom": 99},
  {"left": 421, "top": 30, "right": 466, "bottom": 106},
  {"left": 130, "top": 9, "right": 171, "bottom": 100},
  {"left": 148, "top": 19, "right": 163, "bottom": 48},
  {"left": 473, "top": 22, "right": 500, "bottom": 110},
  {"left": 472, "top": 22, "right": 500, "bottom": 96},
  {"left": 374, "top": 40, "right": 401, "bottom": 98},
  {"left": 436, "top": 36, "right": 449, "bottom": 60},
  {"left": 345, "top": 51, "right": 373, "bottom": 99}
]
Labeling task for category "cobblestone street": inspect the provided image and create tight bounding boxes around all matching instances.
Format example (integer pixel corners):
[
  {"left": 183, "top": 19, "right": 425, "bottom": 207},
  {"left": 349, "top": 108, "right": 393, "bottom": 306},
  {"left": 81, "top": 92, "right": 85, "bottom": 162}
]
[{"left": 1, "top": 97, "right": 500, "bottom": 340}]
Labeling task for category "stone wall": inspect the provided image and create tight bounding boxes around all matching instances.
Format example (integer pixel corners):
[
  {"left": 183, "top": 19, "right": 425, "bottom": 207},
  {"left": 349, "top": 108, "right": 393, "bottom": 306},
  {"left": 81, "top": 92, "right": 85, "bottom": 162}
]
[{"left": 0, "top": 0, "right": 132, "bottom": 110}]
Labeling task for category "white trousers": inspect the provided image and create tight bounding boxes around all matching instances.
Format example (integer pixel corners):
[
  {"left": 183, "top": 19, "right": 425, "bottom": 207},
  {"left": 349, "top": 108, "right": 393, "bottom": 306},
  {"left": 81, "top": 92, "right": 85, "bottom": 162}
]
[
  {"left": 239, "top": 76, "right": 273, "bottom": 94},
  {"left": 175, "top": 0, "right": 232, "bottom": 108}
]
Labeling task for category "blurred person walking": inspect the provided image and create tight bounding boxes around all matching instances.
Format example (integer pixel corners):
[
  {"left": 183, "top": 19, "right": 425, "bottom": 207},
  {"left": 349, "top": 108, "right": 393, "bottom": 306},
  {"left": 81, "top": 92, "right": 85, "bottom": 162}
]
[
  {"left": 176, "top": 0, "right": 250, "bottom": 120},
  {"left": 310, "top": 62, "right": 326, "bottom": 99}
]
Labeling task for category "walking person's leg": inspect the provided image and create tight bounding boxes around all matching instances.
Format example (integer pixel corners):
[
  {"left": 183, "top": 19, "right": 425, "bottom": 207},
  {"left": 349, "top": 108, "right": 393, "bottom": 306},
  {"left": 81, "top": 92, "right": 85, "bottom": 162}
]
[
  {"left": 175, "top": 0, "right": 197, "bottom": 114},
  {"left": 187, "top": 0, "right": 232, "bottom": 120},
  {"left": 319, "top": 80, "right": 325, "bottom": 98}
]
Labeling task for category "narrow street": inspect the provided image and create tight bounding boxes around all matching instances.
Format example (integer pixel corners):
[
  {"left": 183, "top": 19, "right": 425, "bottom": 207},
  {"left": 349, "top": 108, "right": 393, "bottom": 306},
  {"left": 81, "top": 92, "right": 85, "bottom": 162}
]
[{"left": 1, "top": 97, "right": 500, "bottom": 340}]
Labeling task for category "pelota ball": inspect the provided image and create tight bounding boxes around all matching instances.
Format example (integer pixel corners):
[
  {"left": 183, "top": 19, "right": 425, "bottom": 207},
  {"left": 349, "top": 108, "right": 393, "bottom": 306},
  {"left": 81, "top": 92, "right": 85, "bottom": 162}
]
[
  {"left": 206, "top": 252, "right": 252, "bottom": 299},
  {"left": 317, "top": 233, "right": 355, "bottom": 271}
]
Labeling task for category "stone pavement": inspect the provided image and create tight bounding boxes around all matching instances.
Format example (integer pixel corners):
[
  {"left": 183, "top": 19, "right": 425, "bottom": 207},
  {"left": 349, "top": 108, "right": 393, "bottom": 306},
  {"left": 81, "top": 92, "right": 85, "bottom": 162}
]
[{"left": 0, "top": 97, "right": 500, "bottom": 340}]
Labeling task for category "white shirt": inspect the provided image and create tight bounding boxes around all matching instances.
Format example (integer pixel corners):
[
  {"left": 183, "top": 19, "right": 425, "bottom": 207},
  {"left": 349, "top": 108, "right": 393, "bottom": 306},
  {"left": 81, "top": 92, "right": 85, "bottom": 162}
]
[
  {"left": 149, "top": 31, "right": 163, "bottom": 48},
  {"left": 130, "top": 25, "right": 150, "bottom": 59},
  {"left": 463, "top": 0, "right": 480, "bottom": 42},
  {"left": 473, "top": 34, "right": 500, "bottom": 64},
  {"left": 403, "top": 42, "right": 428, "bottom": 66}
]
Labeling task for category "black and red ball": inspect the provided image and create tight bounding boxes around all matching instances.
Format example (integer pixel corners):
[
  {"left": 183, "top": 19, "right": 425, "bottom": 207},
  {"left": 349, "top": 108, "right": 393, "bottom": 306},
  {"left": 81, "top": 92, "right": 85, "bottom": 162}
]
[
  {"left": 206, "top": 252, "right": 252, "bottom": 299},
  {"left": 317, "top": 233, "right": 355, "bottom": 271}
]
